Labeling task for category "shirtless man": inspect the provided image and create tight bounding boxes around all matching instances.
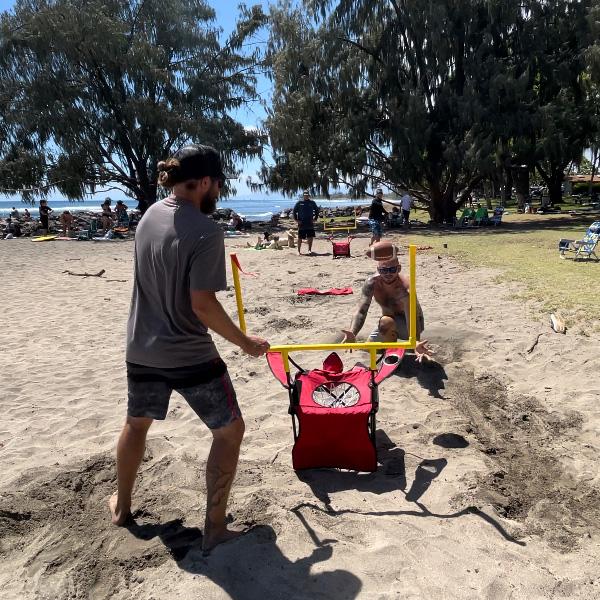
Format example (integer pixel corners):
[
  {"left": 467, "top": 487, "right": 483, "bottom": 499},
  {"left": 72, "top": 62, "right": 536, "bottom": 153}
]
[
  {"left": 341, "top": 243, "right": 433, "bottom": 362},
  {"left": 60, "top": 210, "right": 75, "bottom": 236}
]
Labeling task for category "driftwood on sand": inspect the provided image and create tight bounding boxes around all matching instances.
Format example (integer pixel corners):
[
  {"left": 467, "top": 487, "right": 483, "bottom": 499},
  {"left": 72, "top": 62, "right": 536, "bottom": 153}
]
[
  {"left": 62, "top": 269, "right": 106, "bottom": 278},
  {"left": 526, "top": 333, "right": 543, "bottom": 353}
]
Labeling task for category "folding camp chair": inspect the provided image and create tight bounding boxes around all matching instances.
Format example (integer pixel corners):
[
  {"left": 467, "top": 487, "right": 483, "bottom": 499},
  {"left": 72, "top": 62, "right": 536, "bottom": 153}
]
[
  {"left": 323, "top": 215, "right": 357, "bottom": 258},
  {"left": 230, "top": 245, "right": 420, "bottom": 474},
  {"left": 473, "top": 206, "right": 490, "bottom": 226},
  {"left": 267, "top": 349, "right": 404, "bottom": 472},
  {"left": 455, "top": 207, "right": 475, "bottom": 227},
  {"left": 328, "top": 232, "right": 355, "bottom": 258},
  {"left": 559, "top": 221, "right": 600, "bottom": 261},
  {"left": 490, "top": 207, "right": 504, "bottom": 226},
  {"left": 77, "top": 218, "right": 99, "bottom": 240}
]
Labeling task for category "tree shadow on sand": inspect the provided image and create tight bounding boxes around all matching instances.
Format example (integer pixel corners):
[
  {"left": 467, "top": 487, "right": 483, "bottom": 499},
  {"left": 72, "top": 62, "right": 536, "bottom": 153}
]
[
  {"left": 126, "top": 519, "right": 362, "bottom": 600},
  {"left": 296, "top": 431, "right": 524, "bottom": 547}
]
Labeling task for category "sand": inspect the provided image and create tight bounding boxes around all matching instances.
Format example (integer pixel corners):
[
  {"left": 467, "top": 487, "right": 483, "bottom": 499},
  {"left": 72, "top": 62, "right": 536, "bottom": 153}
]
[{"left": 1, "top": 231, "right": 599, "bottom": 600}]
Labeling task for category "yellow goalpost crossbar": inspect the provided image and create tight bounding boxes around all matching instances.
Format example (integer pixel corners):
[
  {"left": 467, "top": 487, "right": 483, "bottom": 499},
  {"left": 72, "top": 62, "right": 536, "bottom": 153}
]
[
  {"left": 229, "top": 245, "right": 418, "bottom": 372},
  {"left": 321, "top": 215, "right": 358, "bottom": 232}
]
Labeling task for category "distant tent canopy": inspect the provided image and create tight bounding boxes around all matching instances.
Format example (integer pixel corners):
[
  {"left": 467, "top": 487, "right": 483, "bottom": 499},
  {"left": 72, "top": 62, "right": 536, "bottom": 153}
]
[{"left": 566, "top": 175, "right": 599, "bottom": 184}]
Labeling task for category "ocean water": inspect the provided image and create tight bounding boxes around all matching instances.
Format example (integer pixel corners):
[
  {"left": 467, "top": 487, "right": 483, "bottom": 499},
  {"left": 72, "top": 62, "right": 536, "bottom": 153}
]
[{"left": 0, "top": 195, "right": 365, "bottom": 221}]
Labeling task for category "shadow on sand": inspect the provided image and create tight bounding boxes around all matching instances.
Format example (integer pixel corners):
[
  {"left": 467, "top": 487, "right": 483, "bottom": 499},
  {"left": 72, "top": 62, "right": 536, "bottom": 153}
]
[
  {"left": 127, "top": 519, "right": 362, "bottom": 600},
  {"left": 124, "top": 431, "right": 520, "bottom": 599},
  {"left": 296, "top": 431, "right": 523, "bottom": 547},
  {"left": 394, "top": 353, "right": 448, "bottom": 399}
]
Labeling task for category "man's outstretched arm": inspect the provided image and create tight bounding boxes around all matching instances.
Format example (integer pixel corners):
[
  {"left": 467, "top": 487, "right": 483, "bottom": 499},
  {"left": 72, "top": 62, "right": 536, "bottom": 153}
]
[
  {"left": 191, "top": 290, "right": 269, "bottom": 357},
  {"left": 341, "top": 278, "right": 375, "bottom": 342}
]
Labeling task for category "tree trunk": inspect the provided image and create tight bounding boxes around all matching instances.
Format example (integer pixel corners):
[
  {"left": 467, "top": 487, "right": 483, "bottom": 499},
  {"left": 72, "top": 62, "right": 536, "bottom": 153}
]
[
  {"left": 548, "top": 167, "right": 563, "bottom": 205},
  {"left": 428, "top": 183, "right": 445, "bottom": 224},
  {"left": 512, "top": 165, "right": 529, "bottom": 210},
  {"left": 502, "top": 165, "right": 512, "bottom": 206},
  {"left": 135, "top": 183, "right": 157, "bottom": 214},
  {"left": 536, "top": 161, "right": 564, "bottom": 206}
]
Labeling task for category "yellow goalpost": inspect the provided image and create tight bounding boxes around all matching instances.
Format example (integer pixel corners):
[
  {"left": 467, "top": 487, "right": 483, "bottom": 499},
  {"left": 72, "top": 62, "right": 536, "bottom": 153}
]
[{"left": 230, "top": 245, "right": 418, "bottom": 372}]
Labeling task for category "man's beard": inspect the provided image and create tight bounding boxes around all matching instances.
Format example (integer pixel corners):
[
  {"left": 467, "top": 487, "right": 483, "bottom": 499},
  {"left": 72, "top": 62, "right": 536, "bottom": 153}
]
[{"left": 200, "top": 189, "right": 219, "bottom": 214}]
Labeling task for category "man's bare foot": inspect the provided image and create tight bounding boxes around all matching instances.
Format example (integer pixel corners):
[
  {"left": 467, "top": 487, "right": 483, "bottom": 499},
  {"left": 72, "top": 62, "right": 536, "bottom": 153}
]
[
  {"left": 108, "top": 493, "right": 131, "bottom": 526},
  {"left": 202, "top": 526, "right": 246, "bottom": 555}
]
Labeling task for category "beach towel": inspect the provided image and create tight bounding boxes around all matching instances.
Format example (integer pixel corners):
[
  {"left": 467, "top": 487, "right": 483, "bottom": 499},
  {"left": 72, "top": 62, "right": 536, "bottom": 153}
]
[{"left": 297, "top": 287, "right": 353, "bottom": 296}]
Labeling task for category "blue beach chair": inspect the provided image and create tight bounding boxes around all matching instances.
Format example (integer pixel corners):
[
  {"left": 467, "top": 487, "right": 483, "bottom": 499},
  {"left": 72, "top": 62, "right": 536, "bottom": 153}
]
[
  {"left": 559, "top": 221, "right": 600, "bottom": 261},
  {"left": 490, "top": 207, "right": 504, "bottom": 226}
]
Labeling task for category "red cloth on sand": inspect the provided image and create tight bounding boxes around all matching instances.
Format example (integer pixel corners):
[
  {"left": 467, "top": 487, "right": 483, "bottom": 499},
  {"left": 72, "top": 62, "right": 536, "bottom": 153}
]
[{"left": 296, "top": 287, "right": 353, "bottom": 296}]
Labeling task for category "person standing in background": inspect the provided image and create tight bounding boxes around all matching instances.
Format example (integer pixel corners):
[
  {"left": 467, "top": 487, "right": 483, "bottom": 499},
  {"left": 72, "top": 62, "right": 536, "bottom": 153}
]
[
  {"left": 400, "top": 191, "right": 413, "bottom": 228},
  {"left": 292, "top": 190, "right": 319, "bottom": 255},
  {"left": 60, "top": 210, "right": 75, "bottom": 236},
  {"left": 39, "top": 199, "right": 52, "bottom": 233},
  {"left": 368, "top": 188, "right": 387, "bottom": 245},
  {"left": 101, "top": 199, "right": 113, "bottom": 230}
]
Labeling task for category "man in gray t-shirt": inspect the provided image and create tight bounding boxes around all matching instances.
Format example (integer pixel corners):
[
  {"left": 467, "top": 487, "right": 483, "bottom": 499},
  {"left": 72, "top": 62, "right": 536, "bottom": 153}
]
[
  {"left": 110, "top": 144, "right": 269, "bottom": 554},
  {"left": 126, "top": 198, "right": 227, "bottom": 367}
]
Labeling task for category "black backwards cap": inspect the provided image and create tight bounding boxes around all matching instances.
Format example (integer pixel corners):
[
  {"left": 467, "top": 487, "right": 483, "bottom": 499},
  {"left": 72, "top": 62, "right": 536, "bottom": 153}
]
[{"left": 172, "top": 144, "right": 227, "bottom": 180}]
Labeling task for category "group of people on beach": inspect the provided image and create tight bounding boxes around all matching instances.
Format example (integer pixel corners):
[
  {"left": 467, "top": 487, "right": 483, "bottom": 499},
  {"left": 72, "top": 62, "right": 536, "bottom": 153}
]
[
  {"left": 100, "top": 198, "right": 130, "bottom": 230},
  {"left": 288, "top": 187, "right": 414, "bottom": 255},
  {"left": 2, "top": 201, "right": 48, "bottom": 238},
  {"left": 1, "top": 197, "right": 138, "bottom": 239},
  {"left": 110, "top": 143, "right": 434, "bottom": 554}
]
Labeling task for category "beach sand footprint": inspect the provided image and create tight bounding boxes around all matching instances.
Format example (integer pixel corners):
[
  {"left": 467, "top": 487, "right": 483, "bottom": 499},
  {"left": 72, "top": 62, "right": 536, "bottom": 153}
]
[
  {"left": 449, "top": 371, "right": 600, "bottom": 552},
  {"left": 0, "top": 451, "right": 363, "bottom": 600}
]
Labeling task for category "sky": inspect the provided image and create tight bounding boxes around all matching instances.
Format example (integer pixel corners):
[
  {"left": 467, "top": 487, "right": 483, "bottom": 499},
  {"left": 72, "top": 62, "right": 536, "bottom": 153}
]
[{"left": 0, "top": 0, "right": 274, "bottom": 201}]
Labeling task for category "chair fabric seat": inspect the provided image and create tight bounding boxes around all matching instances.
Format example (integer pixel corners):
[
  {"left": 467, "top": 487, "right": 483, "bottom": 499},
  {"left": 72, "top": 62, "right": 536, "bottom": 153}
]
[
  {"left": 292, "top": 367, "right": 377, "bottom": 472},
  {"left": 331, "top": 240, "right": 351, "bottom": 257}
]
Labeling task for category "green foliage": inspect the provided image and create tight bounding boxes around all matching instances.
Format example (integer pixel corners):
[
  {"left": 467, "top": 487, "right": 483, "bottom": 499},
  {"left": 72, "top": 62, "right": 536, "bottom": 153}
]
[
  {"left": 517, "top": 1, "right": 592, "bottom": 204},
  {"left": 261, "top": 0, "right": 594, "bottom": 222},
  {"left": 0, "top": 0, "right": 267, "bottom": 210},
  {"left": 573, "top": 182, "right": 600, "bottom": 193}
]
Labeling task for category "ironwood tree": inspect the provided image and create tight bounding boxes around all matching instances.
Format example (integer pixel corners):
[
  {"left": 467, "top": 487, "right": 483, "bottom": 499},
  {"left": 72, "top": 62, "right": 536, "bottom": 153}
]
[
  {"left": 0, "top": 0, "right": 266, "bottom": 211},
  {"left": 260, "top": 0, "right": 593, "bottom": 221},
  {"left": 511, "top": 0, "right": 591, "bottom": 206}
]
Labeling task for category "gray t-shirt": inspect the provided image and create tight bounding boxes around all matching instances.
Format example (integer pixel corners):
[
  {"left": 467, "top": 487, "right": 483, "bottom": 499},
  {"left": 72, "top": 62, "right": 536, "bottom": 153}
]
[{"left": 126, "top": 197, "right": 227, "bottom": 367}]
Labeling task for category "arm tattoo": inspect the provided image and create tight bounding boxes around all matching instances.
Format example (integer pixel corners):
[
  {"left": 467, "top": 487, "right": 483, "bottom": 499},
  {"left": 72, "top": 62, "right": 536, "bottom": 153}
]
[{"left": 350, "top": 278, "right": 375, "bottom": 335}]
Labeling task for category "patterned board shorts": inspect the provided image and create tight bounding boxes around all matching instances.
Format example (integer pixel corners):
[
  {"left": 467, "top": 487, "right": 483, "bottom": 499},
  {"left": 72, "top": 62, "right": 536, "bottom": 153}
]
[
  {"left": 368, "top": 219, "right": 383, "bottom": 237},
  {"left": 126, "top": 359, "right": 241, "bottom": 429},
  {"left": 368, "top": 313, "right": 425, "bottom": 342}
]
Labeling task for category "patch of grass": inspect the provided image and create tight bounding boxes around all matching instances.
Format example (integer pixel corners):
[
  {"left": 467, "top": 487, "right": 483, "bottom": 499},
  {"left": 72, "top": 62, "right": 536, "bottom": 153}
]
[{"left": 396, "top": 213, "right": 600, "bottom": 333}]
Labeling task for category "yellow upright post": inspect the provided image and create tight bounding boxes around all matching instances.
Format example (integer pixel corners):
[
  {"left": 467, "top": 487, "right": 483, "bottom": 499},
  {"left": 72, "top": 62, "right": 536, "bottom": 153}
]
[
  {"left": 230, "top": 253, "right": 247, "bottom": 334},
  {"left": 409, "top": 244, "right": 417, "bottom": 345}
]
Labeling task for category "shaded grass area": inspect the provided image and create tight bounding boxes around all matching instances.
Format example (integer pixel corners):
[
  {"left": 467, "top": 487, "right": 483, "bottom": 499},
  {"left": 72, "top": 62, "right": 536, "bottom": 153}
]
[{"left": 395, "top": 212, "right": 600, "bottom": 333}]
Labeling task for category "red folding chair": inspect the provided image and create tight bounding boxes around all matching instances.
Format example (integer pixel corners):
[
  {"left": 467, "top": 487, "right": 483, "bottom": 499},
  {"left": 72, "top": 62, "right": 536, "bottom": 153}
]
[
  {"left": 328, "top": 233, "right": 355, "bottom": 258},
  {"left": 267, "top": 349, "right": 404, "bottom": 472}
]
